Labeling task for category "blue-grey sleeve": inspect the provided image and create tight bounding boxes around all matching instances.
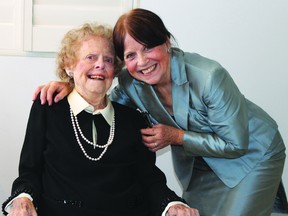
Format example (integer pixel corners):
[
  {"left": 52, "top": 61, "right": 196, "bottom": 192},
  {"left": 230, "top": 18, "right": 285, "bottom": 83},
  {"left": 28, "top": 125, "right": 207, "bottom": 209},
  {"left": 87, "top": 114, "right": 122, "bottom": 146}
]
[{"left": 183, "top": 66, "right": 249, "bottom": 158}]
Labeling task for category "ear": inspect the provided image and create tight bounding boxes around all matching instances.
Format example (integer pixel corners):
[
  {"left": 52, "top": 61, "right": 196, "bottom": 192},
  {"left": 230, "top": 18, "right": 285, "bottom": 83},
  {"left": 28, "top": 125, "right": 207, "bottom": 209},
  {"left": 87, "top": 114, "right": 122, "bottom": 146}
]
[
  {"left": 165, "top": 39, "right": 171, "bottom": 53},
  {"left": 165, "top": 37, "right": 171, "bottom": 46},
  {"left": 65, "top": 68, "right": 74, "bottom": 78}
]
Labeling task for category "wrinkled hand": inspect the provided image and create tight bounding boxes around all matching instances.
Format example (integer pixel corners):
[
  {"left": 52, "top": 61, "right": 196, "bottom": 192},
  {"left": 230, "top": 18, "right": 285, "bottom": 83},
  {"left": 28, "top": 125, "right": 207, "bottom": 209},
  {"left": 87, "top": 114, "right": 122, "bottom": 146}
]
[
  {"left": 168, "top": 204, "right": 200, "bottom": 216},
  {"left": 32, "top": 81, "right": 71, "bottom": 106},
  {"left": 8, "top": 197, "right": 37, "bottom": 216},
  {"left": 141, "top": 124, "right": 184, "bottom": 151}
]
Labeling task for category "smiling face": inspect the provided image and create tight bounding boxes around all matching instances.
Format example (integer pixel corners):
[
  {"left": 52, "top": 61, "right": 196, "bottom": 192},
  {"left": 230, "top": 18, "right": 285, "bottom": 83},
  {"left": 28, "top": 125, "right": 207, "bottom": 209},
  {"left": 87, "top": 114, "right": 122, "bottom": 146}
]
[
  {"left": 123, "top": 34, "right": 171, "bottom": 86},
  {"left": 71, "top": 36, "right": 115, "bottom": 101}
]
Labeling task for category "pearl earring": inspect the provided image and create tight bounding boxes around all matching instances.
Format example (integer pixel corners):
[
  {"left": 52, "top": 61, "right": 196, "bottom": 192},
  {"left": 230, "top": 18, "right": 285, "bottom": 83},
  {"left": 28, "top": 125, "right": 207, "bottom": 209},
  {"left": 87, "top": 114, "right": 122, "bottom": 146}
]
[
  {"left": 167, "top": 47, "right": 171, "bottom": 53},
  {"left": 65, "top": 69, "right": 74, "bottom": 78}
]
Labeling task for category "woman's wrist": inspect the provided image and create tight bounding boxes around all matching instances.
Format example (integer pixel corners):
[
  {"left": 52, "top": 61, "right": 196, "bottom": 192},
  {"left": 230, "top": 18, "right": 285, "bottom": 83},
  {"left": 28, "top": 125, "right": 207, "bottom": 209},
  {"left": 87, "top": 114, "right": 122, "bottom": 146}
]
[{"left": 176, "top": 129, "right": 185, "bottom": 145}]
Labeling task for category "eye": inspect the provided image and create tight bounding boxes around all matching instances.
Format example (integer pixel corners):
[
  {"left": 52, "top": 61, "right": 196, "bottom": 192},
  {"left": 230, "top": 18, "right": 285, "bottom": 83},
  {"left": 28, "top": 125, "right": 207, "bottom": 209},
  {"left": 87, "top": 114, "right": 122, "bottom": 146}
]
[
  {"left": 104, "top": 57, "right": 114, "bottom": 64},
  {"left": 85, "top": 54, "right": 97, "bottom": 62},
  {"left": 125, "top": 53, "right": 135, "bottom": 60}
]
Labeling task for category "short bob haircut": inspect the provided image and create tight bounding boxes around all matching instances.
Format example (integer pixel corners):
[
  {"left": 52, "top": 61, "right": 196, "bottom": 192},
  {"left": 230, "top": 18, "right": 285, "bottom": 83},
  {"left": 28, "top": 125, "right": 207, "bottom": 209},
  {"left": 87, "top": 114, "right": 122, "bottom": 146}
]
[
  {"left": 56, "top": 23, "right": 123, "bottom": 85},
  {"left": 113, "top": 8, "right": 175, "bottom": 61}
]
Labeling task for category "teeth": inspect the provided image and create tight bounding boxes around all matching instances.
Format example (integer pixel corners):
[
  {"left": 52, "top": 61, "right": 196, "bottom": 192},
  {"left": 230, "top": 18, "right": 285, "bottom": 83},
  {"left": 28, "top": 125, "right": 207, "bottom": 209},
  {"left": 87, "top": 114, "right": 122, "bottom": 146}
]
[
  {"left": 142, "top": 65, "right": 155, "bottom": 74},
  {"left": 88, "top": 75, "right": 104, "bottom": 80}
]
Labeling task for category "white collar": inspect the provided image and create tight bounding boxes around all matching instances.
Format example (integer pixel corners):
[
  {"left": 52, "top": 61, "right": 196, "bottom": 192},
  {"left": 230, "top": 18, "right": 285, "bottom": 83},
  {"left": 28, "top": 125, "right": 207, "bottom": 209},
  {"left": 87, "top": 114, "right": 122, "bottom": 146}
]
[{"left": 67, "top": 89, "right": 114, "bottom": 126}]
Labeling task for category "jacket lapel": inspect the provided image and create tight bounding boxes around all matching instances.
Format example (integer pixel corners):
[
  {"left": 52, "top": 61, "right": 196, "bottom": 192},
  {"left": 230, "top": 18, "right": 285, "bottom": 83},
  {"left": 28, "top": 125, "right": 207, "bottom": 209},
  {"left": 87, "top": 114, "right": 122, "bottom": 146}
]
[
  {"left": 170, "top": 50, "right": 189, "bottom": 130},
  {"left": 171, "top": 81, "right": 189, "bottom": 130}
]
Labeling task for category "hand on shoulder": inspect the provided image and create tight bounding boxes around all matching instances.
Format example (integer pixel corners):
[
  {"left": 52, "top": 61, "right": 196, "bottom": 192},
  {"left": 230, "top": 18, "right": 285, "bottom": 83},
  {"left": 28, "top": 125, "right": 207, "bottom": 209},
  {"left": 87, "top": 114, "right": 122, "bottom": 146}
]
[{"left": 32, "top": 81, "right": 71, "bottom": 106}]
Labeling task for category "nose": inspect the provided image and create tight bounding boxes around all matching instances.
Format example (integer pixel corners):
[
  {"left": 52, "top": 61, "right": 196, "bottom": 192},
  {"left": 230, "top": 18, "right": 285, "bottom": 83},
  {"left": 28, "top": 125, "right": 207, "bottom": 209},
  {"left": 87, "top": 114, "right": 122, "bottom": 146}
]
[
  {"left": 94, "top": 58, "right": 105, "bottom": 69},
  {"left": 137, "top": 53, "right": 148, "bottom": 66}
]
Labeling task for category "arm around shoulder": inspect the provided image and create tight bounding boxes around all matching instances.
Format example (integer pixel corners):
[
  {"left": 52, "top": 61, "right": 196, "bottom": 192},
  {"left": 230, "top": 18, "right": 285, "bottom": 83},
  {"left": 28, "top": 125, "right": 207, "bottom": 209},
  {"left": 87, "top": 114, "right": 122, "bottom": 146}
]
[{"left": 32, "top": 81, "right": 71, "bottom": 106}]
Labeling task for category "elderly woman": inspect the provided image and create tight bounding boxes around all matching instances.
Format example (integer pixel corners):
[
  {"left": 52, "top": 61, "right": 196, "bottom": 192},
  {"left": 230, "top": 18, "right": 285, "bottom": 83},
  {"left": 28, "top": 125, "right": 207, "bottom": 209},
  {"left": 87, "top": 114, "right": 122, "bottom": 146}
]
[{"left": 2, "top": 23, "right": 199, "bottom": 216}]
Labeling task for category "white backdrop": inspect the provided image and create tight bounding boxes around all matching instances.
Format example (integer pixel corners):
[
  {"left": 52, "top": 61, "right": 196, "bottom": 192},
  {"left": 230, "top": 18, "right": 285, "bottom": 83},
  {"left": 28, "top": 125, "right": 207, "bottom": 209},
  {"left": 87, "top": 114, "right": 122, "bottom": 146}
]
[{"left": 0, "top": 0, "right": 287, "bottom": 208}]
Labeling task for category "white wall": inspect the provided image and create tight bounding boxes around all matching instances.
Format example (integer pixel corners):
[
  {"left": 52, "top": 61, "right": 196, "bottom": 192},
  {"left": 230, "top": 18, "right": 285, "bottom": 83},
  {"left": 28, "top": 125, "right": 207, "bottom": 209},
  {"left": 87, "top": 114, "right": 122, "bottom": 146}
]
[
  {"left": 0, "top": 0, "right": 287, "bottom": 206},
  {"left": 0, "top": 56, "right": 57, "bottom": 205}
]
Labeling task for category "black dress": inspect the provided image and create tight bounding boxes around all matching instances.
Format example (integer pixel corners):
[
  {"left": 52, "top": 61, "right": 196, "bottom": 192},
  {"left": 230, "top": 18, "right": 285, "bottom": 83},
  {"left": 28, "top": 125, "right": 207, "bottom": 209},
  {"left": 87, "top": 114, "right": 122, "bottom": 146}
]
[{"left": 2, "top": 96, "right": 184, "bottom": 216}]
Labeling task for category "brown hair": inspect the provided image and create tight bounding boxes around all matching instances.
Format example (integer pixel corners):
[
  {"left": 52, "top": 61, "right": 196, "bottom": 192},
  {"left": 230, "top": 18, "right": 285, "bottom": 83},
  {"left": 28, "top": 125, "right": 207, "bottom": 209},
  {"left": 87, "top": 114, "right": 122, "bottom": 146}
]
[
  {"left": 56, "top": 23, "right": 123, "bottom": 85},
  {"left": 113, "top": 8, "right": 174, "bottom": 60}
]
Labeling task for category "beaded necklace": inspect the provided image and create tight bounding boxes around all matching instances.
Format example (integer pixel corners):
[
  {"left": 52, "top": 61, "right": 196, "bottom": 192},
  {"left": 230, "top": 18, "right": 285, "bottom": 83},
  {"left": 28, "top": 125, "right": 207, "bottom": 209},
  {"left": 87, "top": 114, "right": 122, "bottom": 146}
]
[{"left": 70, "top": 108, "right": 115, "bottom": 161}]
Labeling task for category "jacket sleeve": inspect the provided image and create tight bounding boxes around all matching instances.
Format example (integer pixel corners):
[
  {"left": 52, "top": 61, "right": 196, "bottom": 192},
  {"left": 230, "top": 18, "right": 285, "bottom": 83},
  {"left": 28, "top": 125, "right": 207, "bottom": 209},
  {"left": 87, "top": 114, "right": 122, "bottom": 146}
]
[{"left": 182, "top": 66, "right": 249, "bottom": 158}]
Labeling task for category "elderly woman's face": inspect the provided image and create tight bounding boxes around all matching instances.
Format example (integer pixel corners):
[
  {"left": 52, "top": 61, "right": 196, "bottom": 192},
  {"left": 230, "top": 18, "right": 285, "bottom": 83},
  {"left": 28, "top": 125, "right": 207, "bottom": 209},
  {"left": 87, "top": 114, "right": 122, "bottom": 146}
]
[
  {"left": 123, "top": 33, "right": 171, "bottom": 86},
  {"left": 72, "top": 36, "right": 115, "bottom": 98}
]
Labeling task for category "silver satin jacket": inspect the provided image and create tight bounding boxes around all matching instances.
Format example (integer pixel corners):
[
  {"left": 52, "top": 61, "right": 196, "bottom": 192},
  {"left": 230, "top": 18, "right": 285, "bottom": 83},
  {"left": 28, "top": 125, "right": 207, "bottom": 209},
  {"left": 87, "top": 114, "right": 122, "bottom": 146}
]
[{"left": 109, "top": 48, "right": 279, "bottom": 189}]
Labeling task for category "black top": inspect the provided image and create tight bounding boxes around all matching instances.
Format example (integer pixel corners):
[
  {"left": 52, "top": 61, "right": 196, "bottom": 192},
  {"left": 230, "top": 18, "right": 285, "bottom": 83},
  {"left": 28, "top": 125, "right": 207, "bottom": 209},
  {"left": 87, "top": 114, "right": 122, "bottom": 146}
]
[{"left": 2, "top": 96, "right": 184, "bottom": 216}]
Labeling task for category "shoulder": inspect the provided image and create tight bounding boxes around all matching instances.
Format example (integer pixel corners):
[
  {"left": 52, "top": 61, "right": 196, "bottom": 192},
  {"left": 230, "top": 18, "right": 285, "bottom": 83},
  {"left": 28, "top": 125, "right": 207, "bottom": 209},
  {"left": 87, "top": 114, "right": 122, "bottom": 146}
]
[
  {"left": 173, "top": 48, "right": 230, "bottom": 82},
  {"left": 31, "top": 94, "right": 69, "bottom": 114},
  {"left": 112, "top": 102, "right": 139, "bottom": 116},
  {"left": 117, "top": 68, "right": 134, "bottom": 85},
  {"left": 113, "top": 68, "right": 139, "bottom": 99},
  {"left": 112, "top": 102, "right": 145, "bottom": 128},
  {"left": 172, "top": 48, "right": 224, "bottom": 72}
]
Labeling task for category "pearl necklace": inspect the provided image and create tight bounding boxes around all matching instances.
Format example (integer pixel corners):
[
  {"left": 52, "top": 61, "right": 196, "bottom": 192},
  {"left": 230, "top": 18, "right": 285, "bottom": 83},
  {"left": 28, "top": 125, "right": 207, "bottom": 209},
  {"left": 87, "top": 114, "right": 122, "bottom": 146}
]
[{"left": 70, "top": 108, "right": 115, "bottom": 161}]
